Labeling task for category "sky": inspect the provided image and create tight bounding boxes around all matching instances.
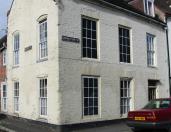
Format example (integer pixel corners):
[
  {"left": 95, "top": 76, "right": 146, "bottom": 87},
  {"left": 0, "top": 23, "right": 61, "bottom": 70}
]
[{"left": 0, "top": 0, "right": 12, "bottom": 37}]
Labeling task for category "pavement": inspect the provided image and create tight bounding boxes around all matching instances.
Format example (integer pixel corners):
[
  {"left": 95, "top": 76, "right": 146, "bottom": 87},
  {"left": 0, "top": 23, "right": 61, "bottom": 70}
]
[{"left": 0, "top": 115, "right": 169, "bottom": 132}]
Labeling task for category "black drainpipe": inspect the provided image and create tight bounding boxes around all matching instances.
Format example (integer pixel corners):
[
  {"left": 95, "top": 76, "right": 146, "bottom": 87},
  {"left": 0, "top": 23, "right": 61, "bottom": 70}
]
[{"left": 166, "top": 17, "right": 171, "bottom": 96}]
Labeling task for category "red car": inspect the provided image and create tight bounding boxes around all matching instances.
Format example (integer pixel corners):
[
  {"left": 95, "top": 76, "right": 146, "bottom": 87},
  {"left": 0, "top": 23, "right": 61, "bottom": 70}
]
[{"left": 127, "top": 98, "right": 171, "bottom": 132}]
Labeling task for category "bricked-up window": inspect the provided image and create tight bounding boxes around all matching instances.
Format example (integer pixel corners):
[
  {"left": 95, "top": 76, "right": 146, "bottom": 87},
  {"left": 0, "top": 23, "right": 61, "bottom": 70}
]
[
  {"left": 147, "top": 34, "right": 156, "bottom": 66},
  {"left": 119, "top": 27, "right": 131, "bottom": 63},
  {"left": 2, "top": 84, "right": 7, "bottom": 111},
  {"left": 82, "top": 17, "right": 97, "bottom": 59},
  {"left": 83, "top": 76, "right": 98, "bottom": 116},
  {"left": 13, "top": 33, "right": 19, "bottom": 65},
  {"left": 39, "top": 19, "right": 48, "bottom": 59},
  {"left": 3, "top": 49, "right": 6, "bottom": 66},
  {"left": 148, "top": 80, "right": 158, "bottom": 101},
  {"left": 120, "top": 79, "right": 131, "bottom": 115},
  {"left": 40, "top": 78, "right": 47, "bottom": 116},
  {"left": 14, "top": 82, "right": 19, "bottom": 112}
]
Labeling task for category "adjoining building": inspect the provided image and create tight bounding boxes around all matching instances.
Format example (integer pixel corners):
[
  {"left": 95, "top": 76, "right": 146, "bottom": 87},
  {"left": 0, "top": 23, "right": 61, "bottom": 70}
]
[
  {"left": 0, "top": 35, "right": 7, "bottom": 112},
  {"left": 4, "top": 0, "right": 170, "bottom": 131},
  {"left": 155, "top": 0, "right": 171, "bottom": 96}
]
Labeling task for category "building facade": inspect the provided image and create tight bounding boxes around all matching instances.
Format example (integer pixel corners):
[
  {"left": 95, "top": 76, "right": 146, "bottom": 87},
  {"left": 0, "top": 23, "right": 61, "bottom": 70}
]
[
  {"left": 6, "top": 0, "right": 169, "bottom": 126},
  {"left": 0, "top": 35, "right": 7, "bottom": 112}
]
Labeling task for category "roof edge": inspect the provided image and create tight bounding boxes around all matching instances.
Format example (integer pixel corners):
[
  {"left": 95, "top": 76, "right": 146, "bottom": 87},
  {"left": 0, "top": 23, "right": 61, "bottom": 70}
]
[
  {"left": 82, "top": 0, "right": 166, "bottom": 27},
  {"left": 7, "top": 0, "right": 14, "bottom": 17}
]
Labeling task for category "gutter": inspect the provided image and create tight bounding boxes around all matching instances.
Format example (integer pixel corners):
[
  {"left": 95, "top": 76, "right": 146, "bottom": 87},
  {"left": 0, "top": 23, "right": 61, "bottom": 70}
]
[
  {"left": 82, "top": 0, "right": 167, "bottom": 27},
  {"left": 166, "top": 17, "right": 171, "bottom": 96}
]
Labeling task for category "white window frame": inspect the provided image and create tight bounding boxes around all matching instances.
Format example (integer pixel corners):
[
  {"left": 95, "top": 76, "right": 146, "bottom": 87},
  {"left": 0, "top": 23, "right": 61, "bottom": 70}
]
[
  {"left": 13, "top": 33, "right": 20, "bottom": 66},
  {"left": 82, "top": 76, "right": 99, "bottom": 117},
  {"left": 2, "top": 49, "right": 6, "bottom": 66},
  {"left": 14, "top": 81, "right": 19, "bottom": 113},
  {"left": 39, "top": 19, "right": 48, "bottom": 60},
  {"left": 82, "top": 16, "right": 98, "bottom": 59},
  {"left": 1, "top": 82, "right": 7, "bottom": 112},
  {"left": 147, "top": 33, "right": 156, "bottom": 67},
  {"left": 120, "top": 78, "right": 133, "bottom": 117},
  {"left": 119, "top": 26, "right": 132, "bottom": 64},
  {"left": 39, "top": 78, "right": 47, "bottom": 117},
  {"left": 144, "top": 0, "right": 154, "bottom": 17}
]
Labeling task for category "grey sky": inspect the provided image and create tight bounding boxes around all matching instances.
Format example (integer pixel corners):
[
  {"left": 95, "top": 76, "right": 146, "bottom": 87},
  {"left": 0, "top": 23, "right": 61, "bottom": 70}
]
[{"left": 0, "top": 0, "right": 12, "bottom": 37}]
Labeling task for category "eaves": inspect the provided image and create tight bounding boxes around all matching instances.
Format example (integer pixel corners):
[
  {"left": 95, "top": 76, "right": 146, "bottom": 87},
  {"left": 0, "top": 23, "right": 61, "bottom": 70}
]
[{"left": 82, "top": 0, "right": 167, "bottom": 27}]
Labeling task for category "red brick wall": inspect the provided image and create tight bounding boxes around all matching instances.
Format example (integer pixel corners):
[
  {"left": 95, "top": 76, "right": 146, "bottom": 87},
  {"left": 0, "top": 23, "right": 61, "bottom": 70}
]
[
  {"left": 129, "top": 0, "right": 166, "bottom": 22},
  {"left": 129, "top": 0, "right": 144, "bottom": 12}
]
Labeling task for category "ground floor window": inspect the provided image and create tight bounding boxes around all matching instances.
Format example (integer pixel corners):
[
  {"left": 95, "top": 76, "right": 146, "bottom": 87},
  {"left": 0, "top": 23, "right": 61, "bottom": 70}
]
[
  {"left": 148, "top": 80, "right": 158, "bottom": 101},
  {"left": 82, "top": 76, "right": 99, "bottom": 116},
  {"left": 39, "top": 78, "right": 47, "bottom": 116},
  {"left": 14, "top": 82, "right": 19, "bottom": 112},
  {"left": 120, "top": 78, "right": 131, "bottom": 115},
  {"left": 2, "top": 83, "right": 7, "bottom": 111}
]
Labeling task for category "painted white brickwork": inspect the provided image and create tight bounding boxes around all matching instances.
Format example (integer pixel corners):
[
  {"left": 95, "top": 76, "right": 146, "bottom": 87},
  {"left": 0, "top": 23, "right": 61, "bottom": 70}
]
[{"left": 6, "top": 0, "right": 169, "bottom": 125}]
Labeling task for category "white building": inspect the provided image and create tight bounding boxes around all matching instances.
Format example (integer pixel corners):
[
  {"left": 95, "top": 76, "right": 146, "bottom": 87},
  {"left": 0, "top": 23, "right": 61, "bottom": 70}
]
[{"left": 4, "top": 0, "right": 169, "bottom": 128}]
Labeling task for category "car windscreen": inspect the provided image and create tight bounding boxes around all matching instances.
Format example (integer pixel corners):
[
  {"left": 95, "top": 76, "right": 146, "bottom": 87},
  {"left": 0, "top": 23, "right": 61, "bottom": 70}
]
[{"left": 144, "top": 100, "right": 171, "bottom": 109}]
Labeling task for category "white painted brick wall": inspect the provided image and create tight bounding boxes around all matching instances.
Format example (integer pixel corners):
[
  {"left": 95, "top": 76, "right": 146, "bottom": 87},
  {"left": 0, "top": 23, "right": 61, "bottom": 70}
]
[
  {"left": 7, "top": 0, "right": 169, "bottom": 125},
  {"left": 58, "top": 0, "right": 169, "bottom": 124}
]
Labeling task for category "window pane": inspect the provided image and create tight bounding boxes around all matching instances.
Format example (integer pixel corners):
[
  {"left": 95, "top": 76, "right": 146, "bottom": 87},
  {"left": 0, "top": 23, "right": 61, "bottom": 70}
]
[
  {"left": 84, "top": 88, "right": 88, "bottom": 97},
  {"left": 89, "top": 78, "right": 93, "bottom": 87}
]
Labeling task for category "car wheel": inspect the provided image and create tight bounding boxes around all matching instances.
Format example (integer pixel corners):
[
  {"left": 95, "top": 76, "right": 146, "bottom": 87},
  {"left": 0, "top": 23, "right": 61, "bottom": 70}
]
[{"left": 167, "top": 127, "right": 171, "bottom": 132}]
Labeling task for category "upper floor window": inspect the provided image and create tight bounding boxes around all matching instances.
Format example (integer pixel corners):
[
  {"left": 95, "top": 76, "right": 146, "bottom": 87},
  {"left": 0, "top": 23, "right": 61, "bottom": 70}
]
[
  {"left": 147, "top": 33, "right": 156, "bottom": 67},
  {"left": 39, "top": 19, "right": 48, "bottom": 59},
  {"left": 13, "top": 33, "right": 20, "bottom": 66},
  {"left": 3, "top": 49, "right": 6, "bottom": 66},
  {"left": 119, "top": 26, "right": 131, "bottom": 63},
  {"left": 144, "top": 0, "right": 154, "bottom": 16},
  {"left": 82, "top": 17, "right": 98, "bottom": 59}
]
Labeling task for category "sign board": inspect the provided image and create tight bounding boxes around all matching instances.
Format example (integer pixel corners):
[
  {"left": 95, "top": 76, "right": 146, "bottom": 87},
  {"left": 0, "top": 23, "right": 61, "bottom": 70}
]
[
  {"left": 62, "top": 36, "right": 80, "bottom": 43},
  {"left": 25, "top": 46, "right": 32, "bottom": 52}
]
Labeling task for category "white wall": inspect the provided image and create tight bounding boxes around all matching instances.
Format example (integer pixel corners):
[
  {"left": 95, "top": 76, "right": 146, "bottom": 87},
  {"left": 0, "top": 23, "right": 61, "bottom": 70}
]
[
  {"left": 58, "top": 0, "right": 169, "bottom": 124},
  {"left": 6, "top": 0, "right": 170, "bottom": 126},
  {"left": 7, "top": 0, "right": 60, "bottom": 125}
]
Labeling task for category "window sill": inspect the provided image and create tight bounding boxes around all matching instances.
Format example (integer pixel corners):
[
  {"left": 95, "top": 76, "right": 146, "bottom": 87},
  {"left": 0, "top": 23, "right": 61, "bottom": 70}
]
[
  {"left": 148, "top": 66, "right": 157, "bottom": 69},
  {"left": 37, "top": 58, "right": 48, "bottom": 63},
  {"left": 12, "top": 65, "right": 19, "bottom": 69},
  {"left": 120, "top": 62, "right": 132, "bottom": 65},
  {"left": 37, "top": 117, "right": 48, "bottom": 123},
  {"left": 81, "top": 57, "right": 100, "bottom": 62}
]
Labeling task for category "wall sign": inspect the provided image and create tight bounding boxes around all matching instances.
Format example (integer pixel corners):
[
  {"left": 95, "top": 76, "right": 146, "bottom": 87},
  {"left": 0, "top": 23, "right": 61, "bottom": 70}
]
[
  {"left": 62, "top": 36, "right": 80, "bottom": 43},
  {"left": 25, "top": 45, "right": 32, "bottom": 52}
]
